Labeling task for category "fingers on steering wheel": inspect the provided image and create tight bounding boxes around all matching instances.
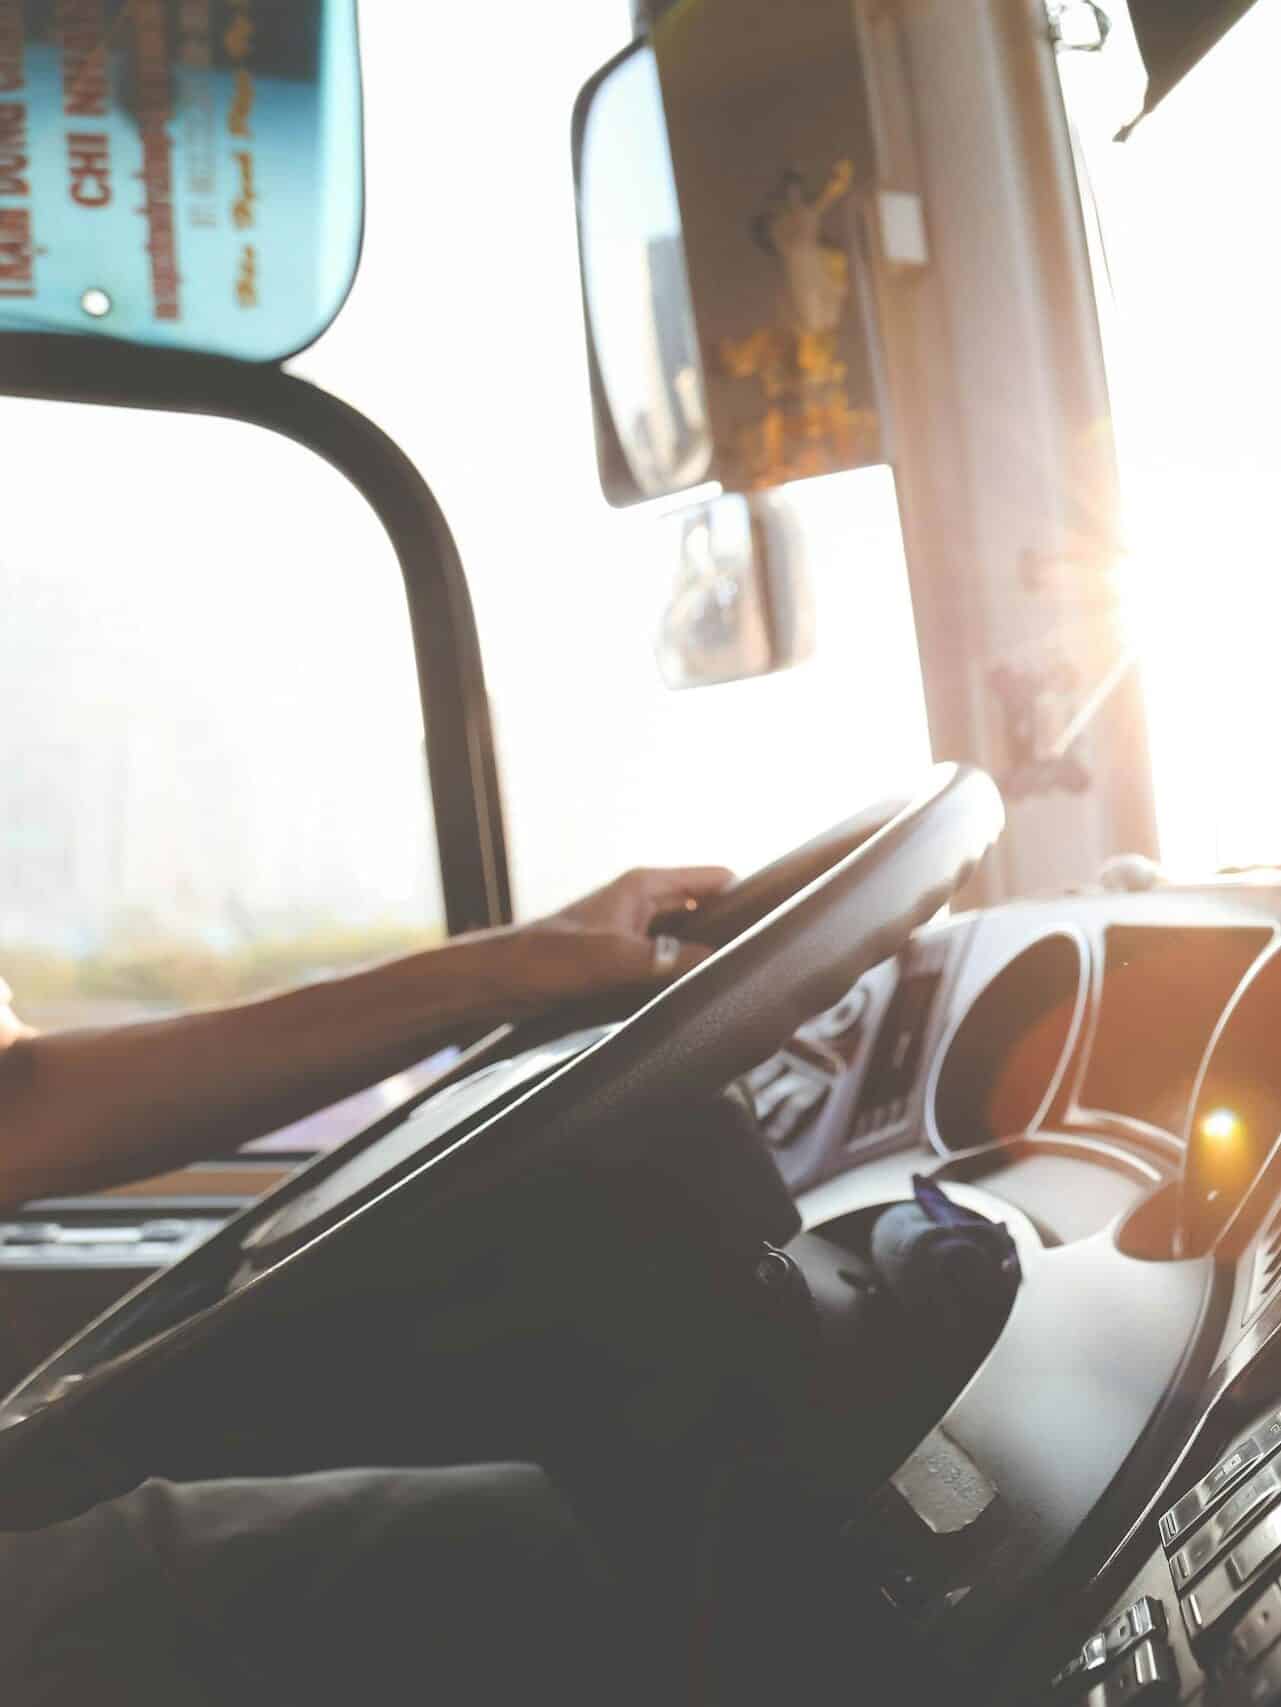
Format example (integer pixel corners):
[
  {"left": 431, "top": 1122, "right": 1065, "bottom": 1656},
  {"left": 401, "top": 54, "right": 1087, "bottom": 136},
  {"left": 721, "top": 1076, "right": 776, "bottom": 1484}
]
[
  {"left": 650, "top": 937, "right": 713, "bottom": 983},
  {"left": 641, "top": 868, "right": 735, "bottom": 942},
  {"left": 653, "top": 866, "right": 736, "bottom": 903}
]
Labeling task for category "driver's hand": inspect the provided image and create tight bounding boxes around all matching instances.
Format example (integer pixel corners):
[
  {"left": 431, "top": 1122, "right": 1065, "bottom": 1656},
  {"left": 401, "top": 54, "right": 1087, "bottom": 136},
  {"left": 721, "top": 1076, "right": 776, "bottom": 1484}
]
[
  {"left": 0, "top": 977, "right": 33, "bottom": 1052},
  {"left": 505, "top": 866, "right": 734, "bottom": 1005}
]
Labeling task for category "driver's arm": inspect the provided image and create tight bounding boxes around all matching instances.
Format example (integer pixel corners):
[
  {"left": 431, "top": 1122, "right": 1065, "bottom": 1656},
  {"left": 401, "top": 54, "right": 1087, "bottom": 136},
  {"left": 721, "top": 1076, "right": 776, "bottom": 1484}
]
[{"left": 0, "top": 866, "right": 730, "bottom": 1207}]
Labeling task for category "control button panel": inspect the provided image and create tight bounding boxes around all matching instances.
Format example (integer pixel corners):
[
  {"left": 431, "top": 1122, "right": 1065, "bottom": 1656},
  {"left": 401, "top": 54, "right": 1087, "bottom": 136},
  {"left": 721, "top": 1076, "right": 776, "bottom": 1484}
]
[
  {"left": 849, "top": 937, "right": 949, "bottom": 1143},
  {"left": 1078, "top": 1637, "right": 1177, "bottom": 1705},
  {"left": 1160, "top": 1417, "right": 1281, "bottom": 1548},
  {"left": 1180, "top": 1558, "right": 1240, "bottom": 1645},
  {"left": 1180, "top": 1510, "right": 1281, "bottom": 1646},
  {"left": 1211, "top": 1442, "right": 1266, "bottom": 1499},
  {"left": 1224, "top": 1581, "right": 1281, "bottom": 1672},
  {"left": 1229, "top": 1511, "right": 1281, "bottom": 1589},
  {"left": 798, "top": 985, "right": 868, "bottom": 1049},
  {"left": 1170, "top": 1461, "right": 1281, "bottom": 1588},
  {"left": 744, "top": 1056, "right": 831, "bottom": 1148},
  {"left": 0, "top": 1217, "right": 223, "bottom": 1267},
  {"left": 1158, "top": 1411, "right": 1281, "bottom": 1668},
  {"left": 1051, "top": 1596, "right": 1166, "bottom": 1692}
]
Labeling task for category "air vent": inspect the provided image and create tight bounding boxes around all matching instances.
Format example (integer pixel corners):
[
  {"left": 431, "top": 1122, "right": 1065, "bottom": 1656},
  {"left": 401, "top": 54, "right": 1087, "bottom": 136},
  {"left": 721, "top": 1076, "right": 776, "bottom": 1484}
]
[{"left": 1245, "top": 1207, "right": 1281, "bottom": 1325}]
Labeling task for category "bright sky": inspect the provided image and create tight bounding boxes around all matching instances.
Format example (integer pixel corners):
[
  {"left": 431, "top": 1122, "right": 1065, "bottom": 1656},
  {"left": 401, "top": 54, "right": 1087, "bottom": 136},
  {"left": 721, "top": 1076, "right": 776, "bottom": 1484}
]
[
  {"left": 1059, "top": 0, "right": 1281, "bottom": 874},
  {"left": 320, "top": 0, "right": 1281, "bottom": 896},
  {"left": 0, "top": 0, "right": 930, "bottom": 954},
  {"left": 290, "top": 0, "right": 931, "bottom": 914},
  {"left": 0, "top": 410, "right": 438, "bottom": 947}
]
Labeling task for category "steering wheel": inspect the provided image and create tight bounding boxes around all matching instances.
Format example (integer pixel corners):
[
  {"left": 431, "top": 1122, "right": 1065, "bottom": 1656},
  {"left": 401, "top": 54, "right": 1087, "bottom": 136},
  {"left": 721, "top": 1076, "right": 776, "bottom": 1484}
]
[
  {"left": 650, "top": 791, "right": 914, "bottom": 948},
  {"left": 0, "top": 764, "right": 1003, "bottom": 1518}
]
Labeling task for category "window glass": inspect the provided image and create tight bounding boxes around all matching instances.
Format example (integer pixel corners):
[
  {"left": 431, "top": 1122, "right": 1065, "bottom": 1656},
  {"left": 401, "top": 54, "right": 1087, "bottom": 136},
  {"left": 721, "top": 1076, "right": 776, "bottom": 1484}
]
[
  {"left": 487, "top": 465, "right": 931, "bottom": 910},
  {"left": 0, "top": 3, "right": 931, "bottom": 1162},
  {"left": 0, "top": 399, "right": 444, "bottom": 1149},
  {"left": 1059, "top": 4, "right": 1281, "bottom": 874},
  {"left": 293, "top": 1, "right": 932, "bottom": 916}
]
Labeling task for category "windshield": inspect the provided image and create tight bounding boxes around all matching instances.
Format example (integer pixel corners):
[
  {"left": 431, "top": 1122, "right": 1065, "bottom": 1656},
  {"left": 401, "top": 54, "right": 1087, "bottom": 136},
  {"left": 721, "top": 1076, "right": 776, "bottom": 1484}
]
[
  {"left": 1057, "top": 1, "right": 1281, "bottom": 875},
  {"left": 0, "top": 400, "right": 452, "bottom": 1153},
  {"left": 0, "top": 0, "right": 931, "bottom": 1160},
  {"left": 290, "top": 1, "right": 932, "bottom": 914}
]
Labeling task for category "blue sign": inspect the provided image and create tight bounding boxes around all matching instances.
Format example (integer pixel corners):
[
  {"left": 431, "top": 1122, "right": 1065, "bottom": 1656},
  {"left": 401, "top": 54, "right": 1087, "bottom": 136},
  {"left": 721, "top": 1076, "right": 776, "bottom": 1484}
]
[{"left": 0, "top": 0, "right": 362, "bottom": 360}]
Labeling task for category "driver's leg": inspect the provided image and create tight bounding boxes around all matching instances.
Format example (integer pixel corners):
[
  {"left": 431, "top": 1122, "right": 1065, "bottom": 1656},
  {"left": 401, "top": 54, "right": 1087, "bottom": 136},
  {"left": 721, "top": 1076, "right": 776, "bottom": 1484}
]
[{"left": 2, "top": 1463, "right": 637, "bottom": 1707}]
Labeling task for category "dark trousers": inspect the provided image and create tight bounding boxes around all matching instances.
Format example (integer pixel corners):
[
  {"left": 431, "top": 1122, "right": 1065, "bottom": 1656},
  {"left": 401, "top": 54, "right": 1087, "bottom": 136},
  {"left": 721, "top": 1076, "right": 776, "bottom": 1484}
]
[{"left": 0, "top": 1465, "right": 630, "bottom": 1706}]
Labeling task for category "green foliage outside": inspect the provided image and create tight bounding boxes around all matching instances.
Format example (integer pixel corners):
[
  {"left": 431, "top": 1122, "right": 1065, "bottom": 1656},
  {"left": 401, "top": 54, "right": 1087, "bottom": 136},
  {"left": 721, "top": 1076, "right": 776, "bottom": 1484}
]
[{"left": 2, "top": 920, "right": 445, "bottom": 1018}]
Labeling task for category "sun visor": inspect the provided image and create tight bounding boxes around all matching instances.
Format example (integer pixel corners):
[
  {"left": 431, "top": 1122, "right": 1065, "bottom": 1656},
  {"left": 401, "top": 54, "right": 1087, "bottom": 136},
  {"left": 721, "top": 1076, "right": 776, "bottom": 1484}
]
[
  {"left": 1121, "top": 0, "right": 1259, "bottom": 132},
  {"left": 0, "top": 1, "right": 363, "bottom": 361}
]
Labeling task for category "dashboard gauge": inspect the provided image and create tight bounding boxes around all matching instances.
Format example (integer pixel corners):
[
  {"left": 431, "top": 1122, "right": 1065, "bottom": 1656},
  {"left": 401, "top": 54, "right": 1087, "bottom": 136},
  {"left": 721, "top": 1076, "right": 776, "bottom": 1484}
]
[{"left": 930, "top": 932, "right": 1087, "bottom": 1150}]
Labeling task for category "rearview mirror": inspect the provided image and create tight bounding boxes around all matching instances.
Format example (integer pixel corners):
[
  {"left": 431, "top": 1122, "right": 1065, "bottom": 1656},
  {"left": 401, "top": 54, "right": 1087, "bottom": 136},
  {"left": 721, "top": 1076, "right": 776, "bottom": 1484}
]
[
  {"left": 576, "top": 45, "right": 710, "bottom": 501},
  {"left": 656, "top": 492, "right": 815, "bottom": 690},
  {"left": 575, "top": 2, "right": 886, "bottom": 506},
  {"left": 0, "top": 0, "right": 362, "bottom": 360}
]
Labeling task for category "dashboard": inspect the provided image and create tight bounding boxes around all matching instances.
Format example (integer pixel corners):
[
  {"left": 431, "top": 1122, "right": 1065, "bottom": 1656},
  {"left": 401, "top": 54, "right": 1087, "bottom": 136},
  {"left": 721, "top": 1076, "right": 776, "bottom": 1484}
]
[
  {"left": 11, "top": 877, "right": 1281, "bottom": 1700},
  {"left": 737, "top": 880, "right": 1281, "bottom": 1701},
  {"left": 751, "top": 887, "right": 1281, "bottom": 1217}
]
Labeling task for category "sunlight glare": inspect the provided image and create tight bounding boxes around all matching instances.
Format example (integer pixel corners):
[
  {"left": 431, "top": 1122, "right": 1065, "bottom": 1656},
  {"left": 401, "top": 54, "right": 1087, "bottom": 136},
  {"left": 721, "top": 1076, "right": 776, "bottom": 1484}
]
[
  {"left": 1118, "top": 472, "right": 1281, "bottom": 878},
  {"left": 1082, "top": 0, "right": 1281, "bottom": 877},
  {"left": 1199, "top": 1107, "right": 1242, "bottom": 1148}
]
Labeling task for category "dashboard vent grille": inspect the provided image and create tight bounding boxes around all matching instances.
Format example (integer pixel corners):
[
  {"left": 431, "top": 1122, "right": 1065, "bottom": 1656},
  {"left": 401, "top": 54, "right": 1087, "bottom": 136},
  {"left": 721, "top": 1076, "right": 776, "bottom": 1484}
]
[{"left": 1245, "top": 1208, "right": 1281, "bottom": 1324}]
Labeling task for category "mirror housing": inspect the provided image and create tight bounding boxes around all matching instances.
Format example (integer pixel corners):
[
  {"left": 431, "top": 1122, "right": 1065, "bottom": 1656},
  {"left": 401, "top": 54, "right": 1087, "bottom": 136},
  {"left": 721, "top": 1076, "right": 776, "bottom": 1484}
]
[
  {"left": 656, "top": 491, "right": 815, "bottom": 691},
  {"left": 574, "top": 4, "right": 887, "bottom": 508}
]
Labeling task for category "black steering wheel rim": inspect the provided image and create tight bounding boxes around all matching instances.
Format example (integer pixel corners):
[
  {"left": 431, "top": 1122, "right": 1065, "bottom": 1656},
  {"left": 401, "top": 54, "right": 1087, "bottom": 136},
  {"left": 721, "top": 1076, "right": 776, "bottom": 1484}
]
[
  {"left": 0, "top": 763, "right": 1003, "bottom": 1492},
  {"left": 651, "top": 790, "right": 914, "bottom": 948},
  {"left": 465, "top": 763, "right": 1001, "bottom": 1161}
]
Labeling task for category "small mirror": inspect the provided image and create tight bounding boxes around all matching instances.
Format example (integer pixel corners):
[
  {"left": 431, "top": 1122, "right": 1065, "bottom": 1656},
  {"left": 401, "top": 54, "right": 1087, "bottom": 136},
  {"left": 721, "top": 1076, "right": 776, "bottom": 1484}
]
[
  {"left": 656, "top": 491, "right": 814, "bottom": 690},
  {"left": 0, "top": 0, "right": 362, "bottom": 360},
  {"left": 575, "top": 2, "right": 885, "bottom": 505},
  {"left": 577, "top": 46, "right": 711, "bottom": 500}
]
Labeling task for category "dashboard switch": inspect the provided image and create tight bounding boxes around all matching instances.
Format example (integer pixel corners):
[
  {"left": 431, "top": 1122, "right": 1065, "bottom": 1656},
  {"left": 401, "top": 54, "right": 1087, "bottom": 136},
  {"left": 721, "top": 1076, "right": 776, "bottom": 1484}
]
[
  {"left": 139, "top": 1220, "right": 191, "bottom": 1244},
  {"left": 1171, "top": 1463, "right": 1281, "bottom": 1586},
  {"left": 1220, "top": 1467, "right": 1281, "bottom": 1540},
  {"left": 1182, "top": 1509, "right": 1281, "bottom": 1648},
  {"left": 1161, "top": 1488, "right": 1205, "bottom": 1549},
  {"left": 806, "top": 986, "right": 868, "bottom": 1044},
  {"left": 1226, "top": 1582, "right": 1281, "bottom": 1670},
  {"left": 747, "top": 1060, "right": 831, "bottom": 1146},
  {"left": 1227, "top": 1510, "right": 1281, "bottom": 1588},
  {"left": 1080, "top": 1637, "right": 1176, "bottom": 1705},
  {"left": 1172, "top": 1524, "right": 1222, "bottom": 1587},
  {"left": 1052, "top": 1597, "right": 1166, "bottom": 1691},
  {"left": 753, "top": 1072, "right": 805, "bottom": 1122},
  {"left": 762, "top": 1079, "right": 829, "bottom": 1147},
  {"left": 745, "top": 1058, "right": 787, "bottom": 1095},
  {"left": 1183, "top": 1562, "right": 1245, "bottom": 1644},
  {"left": 1212, "top": 1442, "right": 1265, "bottom": 1500},
  {"left": 1162, "top": 1431, "right": 1272, "bottom": 1548},
  {"left": 0, "top": 1223, "right": 59, "bottom": 1245}
]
